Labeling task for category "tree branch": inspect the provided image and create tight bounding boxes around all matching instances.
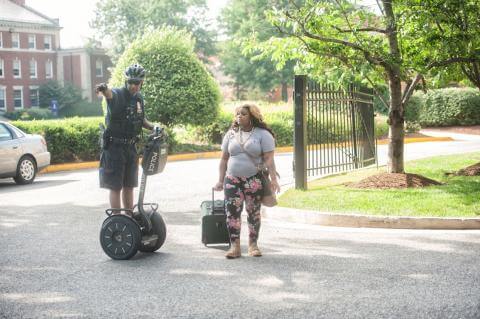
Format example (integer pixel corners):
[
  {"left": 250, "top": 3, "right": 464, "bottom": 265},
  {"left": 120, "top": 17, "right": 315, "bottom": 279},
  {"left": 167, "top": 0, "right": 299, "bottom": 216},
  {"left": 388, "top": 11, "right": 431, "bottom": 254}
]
[
  {"left": 428, "top": 57, "right": 480, "bottom": 69},
  {"left": 401, "top": 73, "right": 423, "bottom": 107},
  {"left": 332, "top": 26, "right": 387, "bottom": 34}
]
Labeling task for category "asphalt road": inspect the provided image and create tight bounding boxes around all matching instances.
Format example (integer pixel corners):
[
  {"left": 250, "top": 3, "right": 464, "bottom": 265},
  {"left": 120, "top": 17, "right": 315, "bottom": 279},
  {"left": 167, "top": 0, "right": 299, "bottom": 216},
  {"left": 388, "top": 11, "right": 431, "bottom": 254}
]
[{"left": 0, "top": 138, "right": 479, "bottom": 319}]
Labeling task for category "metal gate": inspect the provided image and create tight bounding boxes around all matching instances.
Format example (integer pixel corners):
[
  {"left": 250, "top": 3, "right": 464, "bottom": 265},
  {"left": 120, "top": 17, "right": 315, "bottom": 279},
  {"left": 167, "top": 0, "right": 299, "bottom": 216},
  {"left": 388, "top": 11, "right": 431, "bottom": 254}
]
[{"left": 294, "top": 75, "right": 377, "bottom": 189}]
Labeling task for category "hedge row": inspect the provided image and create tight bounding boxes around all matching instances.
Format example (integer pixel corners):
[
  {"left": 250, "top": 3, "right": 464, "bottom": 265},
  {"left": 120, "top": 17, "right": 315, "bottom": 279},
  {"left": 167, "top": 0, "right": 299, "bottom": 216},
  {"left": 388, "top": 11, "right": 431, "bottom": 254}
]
[
  {"left": 406, "top": 88, "right": 480, "bottom": 126},
  {"left": 192, "top": 109, "right": 388, "bottom": 147},
  {"left": 12, "top": 109, "right": 389, "bottom": 164}
]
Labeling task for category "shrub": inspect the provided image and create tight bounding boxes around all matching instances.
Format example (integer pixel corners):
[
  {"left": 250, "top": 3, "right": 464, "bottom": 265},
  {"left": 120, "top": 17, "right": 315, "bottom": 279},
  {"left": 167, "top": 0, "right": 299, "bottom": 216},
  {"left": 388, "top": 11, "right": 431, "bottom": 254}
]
[
  {"left": 12, "top": 118, "right": 104, "bottom": 163},
  {"left": 60, "top": 100, "right": 104, "bottom": 118},
  {"left": 110, "top": 26, "right": 221, "bottom": 127},
  {"left": 39, "top": 80, "right": 83, "bottom": 111},
  {"left": 419, "top": 88, "right": 480, "bottom": 126},
  {"left": 4, "top": 108, "right": 54, "bottom": 120}
]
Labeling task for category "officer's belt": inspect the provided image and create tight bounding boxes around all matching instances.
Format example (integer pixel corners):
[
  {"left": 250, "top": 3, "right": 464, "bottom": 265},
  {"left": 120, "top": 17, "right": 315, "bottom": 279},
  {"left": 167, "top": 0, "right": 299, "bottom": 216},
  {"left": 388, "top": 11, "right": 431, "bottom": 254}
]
[{"left": 109, "top": 136, "right": 138, "bottom": 144}]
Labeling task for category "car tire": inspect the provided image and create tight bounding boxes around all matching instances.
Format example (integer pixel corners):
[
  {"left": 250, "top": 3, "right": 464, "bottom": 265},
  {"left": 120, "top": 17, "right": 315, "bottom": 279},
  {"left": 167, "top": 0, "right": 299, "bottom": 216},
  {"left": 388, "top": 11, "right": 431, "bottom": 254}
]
[{"left": 14, "top": 155, "right": 37, "bottom": 185}]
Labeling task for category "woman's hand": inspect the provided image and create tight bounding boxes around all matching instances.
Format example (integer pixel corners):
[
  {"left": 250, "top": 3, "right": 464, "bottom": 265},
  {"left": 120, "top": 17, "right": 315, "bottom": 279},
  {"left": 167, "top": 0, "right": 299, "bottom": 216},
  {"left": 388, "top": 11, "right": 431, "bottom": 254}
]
[
  {"left": 213, "top": 182, "right": 223, "bottom": 191},
  {"left": 270, "top": 179, "right": 281, "bottom": 194}
]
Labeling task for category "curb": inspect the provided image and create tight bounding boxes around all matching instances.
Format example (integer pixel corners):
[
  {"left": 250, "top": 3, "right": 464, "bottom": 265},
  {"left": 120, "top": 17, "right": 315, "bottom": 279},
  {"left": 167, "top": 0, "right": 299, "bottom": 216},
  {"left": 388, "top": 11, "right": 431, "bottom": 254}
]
[
  {"left": 262, "top": 206, "right": 480, "bottom": 230},
  {"left": 39, "top": 136, "right": 453, "bottom": 174}
]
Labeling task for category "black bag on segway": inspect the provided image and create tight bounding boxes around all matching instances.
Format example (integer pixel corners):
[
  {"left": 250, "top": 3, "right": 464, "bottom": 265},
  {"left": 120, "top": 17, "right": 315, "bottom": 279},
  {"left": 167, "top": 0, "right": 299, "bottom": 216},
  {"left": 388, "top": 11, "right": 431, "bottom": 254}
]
[
  {"left": 201, "top": 190, "right": 230, "bottom": 246},
  {"left": 142, "top": 131, "right": 168, "bottom": 176}
]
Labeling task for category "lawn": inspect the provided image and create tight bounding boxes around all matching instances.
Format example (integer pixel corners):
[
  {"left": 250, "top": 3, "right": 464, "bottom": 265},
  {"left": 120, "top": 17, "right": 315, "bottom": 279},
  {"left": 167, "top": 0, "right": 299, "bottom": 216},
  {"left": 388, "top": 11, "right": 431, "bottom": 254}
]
[{"left": 278, "top": 152, "right": 480, "bottom": 217}]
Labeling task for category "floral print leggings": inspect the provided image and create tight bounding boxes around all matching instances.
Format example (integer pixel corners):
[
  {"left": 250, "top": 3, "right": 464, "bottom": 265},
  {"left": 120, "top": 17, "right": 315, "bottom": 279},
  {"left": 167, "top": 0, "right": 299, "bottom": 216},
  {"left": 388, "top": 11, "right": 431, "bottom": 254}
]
[{"left": 224, "top": 173, "right": 264, "bottom": 243}]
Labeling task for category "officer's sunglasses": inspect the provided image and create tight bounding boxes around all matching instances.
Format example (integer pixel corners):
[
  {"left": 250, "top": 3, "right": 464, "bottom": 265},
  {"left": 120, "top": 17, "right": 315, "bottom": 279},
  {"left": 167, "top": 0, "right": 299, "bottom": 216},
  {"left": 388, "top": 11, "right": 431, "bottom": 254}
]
[{"left": 127, "top": 79, "right": 141, "bottom": 85}]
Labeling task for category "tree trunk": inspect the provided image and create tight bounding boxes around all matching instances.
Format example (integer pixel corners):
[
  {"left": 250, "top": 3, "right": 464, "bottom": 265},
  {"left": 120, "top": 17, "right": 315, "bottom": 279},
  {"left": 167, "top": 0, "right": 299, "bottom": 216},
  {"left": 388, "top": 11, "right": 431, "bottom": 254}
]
[
  {"left": 387, "top": 71, "right": 405, "bottom": 173},
  {"left": 383, "top": 0, "right": 405, "bottom": 174},
  {"left": 281, "top": 82, "right": 288, "bottom": 102}
]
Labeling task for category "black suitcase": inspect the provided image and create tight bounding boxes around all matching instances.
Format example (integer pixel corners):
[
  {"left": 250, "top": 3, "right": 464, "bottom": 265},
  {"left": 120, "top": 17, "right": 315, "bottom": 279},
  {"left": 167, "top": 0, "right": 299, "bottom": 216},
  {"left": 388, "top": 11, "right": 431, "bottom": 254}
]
[{"left": 201, "top": 190, "right": 230, "bottom": 246}]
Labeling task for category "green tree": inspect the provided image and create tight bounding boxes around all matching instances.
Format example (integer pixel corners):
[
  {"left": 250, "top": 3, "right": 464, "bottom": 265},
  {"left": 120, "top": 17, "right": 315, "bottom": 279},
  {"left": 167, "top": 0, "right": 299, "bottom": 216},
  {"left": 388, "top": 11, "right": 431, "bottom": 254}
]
[
  {"left": 39, "top": 80, "right": 83, "bottom": 110},
  {"left": 400, "top": 0, "right": 480, "bottom": 90},
  {"left": 218, "top": 0, "right": 297, "bottom": 101},
  {"left": 110, "top": 27, "right": 221, "bottom": 127},
  {"left": 254, "top": 0, "right": 454, "bottom": 173},
  {"left": 90, "top": 0, "right": 216, "bottom": 61}
]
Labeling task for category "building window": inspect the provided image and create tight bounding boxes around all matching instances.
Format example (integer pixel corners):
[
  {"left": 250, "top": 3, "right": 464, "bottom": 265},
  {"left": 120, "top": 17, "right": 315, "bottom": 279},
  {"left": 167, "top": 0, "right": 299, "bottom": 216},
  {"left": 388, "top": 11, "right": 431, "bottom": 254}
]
[
  {"left": 0, "top": 87, "right": 5, "bottom": 109},
  {"left": 29, "top": 59, "right": 37, "bottom": 78},
  {"left": 0, "top": 32, "right": 3, "bottom": 48},
  {"left": 95, "top": 59, "right": 103, "bottom": 77},
  {"left": 44, "top": 35, "right": 52, "bottom": 50},
  {"left": 13, "top": 87, "right": 23, "bottom": 108},
  {"left": 28, "top": 34, "right": 36, "bottom": 49},
  {"left": 29, "top": 87, "right": 39, "bottom": 107},
  {"left": 13, "top": 59, "right": 21, "bottom": 78},
  {"left": 12, "top": 33, "right": 19, "bottom": 48},
  {"left": 45, "top": 60, "right": 53, "bottom": 78},
  {"left": 0, "top": 59, "right": 3, "bottom": 78}
]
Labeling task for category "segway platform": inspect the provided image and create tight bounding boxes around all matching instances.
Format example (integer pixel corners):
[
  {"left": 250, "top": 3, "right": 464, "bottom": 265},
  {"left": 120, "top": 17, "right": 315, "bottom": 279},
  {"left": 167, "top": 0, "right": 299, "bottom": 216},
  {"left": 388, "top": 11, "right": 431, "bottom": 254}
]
[{"left": 100, "top": 129, "right": 168, "bottom": 260}]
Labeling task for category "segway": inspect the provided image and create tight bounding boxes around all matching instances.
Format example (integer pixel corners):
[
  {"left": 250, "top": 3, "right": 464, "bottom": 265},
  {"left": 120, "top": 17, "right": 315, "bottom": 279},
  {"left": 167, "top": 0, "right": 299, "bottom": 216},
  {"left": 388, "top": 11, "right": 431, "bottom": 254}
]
[{"left": 100, "top": 128, "right": 168, "bottom": 260}]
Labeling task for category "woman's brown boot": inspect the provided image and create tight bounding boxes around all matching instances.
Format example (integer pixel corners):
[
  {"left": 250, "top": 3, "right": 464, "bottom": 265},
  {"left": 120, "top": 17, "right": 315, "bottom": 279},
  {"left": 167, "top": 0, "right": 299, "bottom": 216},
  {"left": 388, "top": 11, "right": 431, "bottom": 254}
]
[
  {"left": 248, "top": 241, "right": 262, "bottom": 257},
  {"left": 225, "top": 239, "right": 241, "bottom": 259}
]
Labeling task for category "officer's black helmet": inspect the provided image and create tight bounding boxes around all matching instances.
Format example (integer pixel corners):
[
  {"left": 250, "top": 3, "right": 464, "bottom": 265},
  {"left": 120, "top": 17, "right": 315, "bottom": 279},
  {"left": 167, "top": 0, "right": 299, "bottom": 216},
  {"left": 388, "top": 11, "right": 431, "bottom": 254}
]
[{"left": 124, "top": 63, "right": 146, "bottom": 81}]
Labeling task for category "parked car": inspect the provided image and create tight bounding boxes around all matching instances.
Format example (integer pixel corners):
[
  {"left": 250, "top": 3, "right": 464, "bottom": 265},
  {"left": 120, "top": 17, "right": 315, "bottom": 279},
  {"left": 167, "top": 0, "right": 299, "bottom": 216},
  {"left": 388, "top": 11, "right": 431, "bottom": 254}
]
[{"left": 0, "top": 121, "right": 51, "bottom": 184}]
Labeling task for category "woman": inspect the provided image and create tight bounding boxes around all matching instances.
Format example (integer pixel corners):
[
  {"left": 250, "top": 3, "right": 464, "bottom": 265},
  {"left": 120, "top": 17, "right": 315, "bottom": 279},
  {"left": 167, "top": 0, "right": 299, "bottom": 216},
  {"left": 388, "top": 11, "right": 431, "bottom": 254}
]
[{"left": 213, "top": 103, "right": 280, "bottom": 259}]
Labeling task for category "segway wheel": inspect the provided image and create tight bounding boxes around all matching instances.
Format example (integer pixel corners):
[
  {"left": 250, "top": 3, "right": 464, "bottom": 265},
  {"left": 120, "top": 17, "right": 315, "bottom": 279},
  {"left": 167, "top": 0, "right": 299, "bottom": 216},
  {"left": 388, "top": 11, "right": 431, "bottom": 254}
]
[
  {"left": 139, "top": 211, "right": 167, "bottom": 253},
  {"left": 100, "top": 215, "right": 141, "bottom": 260}
]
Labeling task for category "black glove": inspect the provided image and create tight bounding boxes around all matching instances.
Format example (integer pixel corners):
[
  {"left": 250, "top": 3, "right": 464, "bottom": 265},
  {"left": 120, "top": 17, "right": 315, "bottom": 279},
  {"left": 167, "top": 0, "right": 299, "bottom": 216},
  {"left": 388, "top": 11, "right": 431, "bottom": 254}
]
[{"left": 95, "top": 83, "right": 108, "bottom": 94}]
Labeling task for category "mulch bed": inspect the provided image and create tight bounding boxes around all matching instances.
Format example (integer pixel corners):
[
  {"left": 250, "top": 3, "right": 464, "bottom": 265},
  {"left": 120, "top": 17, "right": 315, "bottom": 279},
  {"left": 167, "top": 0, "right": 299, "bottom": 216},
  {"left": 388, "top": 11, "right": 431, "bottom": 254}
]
[
  {"left": 447, "top": 162, "right": 480, "bottom": 176},
  {"left": 349, "top": 173, "right": 442, "bottom": 189}
]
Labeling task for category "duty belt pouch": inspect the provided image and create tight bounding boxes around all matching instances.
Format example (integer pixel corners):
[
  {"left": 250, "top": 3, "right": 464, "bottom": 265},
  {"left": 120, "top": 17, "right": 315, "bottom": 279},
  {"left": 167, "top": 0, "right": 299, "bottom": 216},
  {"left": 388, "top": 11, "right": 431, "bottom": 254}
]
[{"left": 200, "top": 189, "right": 230, "bottom": 246}]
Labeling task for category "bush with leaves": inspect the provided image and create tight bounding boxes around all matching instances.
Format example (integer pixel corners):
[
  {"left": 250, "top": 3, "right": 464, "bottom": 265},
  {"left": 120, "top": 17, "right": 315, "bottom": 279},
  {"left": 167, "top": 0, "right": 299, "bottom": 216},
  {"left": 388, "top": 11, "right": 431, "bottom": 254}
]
[
  {"left": 110, "top": 26, "right": 221, "bottom": 127},
  {"left": 420, "top": 88, "right": 480, "bottom": 126},
  {"left": 4, "top": 108, "right": 54, "bottom": 121},
  {"left": 39, "top": 81, "right": 83, "bottom": 111}
]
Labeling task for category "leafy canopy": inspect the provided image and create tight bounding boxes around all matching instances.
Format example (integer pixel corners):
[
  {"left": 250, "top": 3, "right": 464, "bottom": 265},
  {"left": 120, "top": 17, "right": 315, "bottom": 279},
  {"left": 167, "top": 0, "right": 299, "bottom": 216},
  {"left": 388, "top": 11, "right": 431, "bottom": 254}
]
[
  {"left": 90, "top": 0, "right": 216, "bottom": 61},
  {"left": 110, "top": 27, "right": 221, "bottom": 127},
  {"left": 218, "top": 0, "right": 297, "bottom": 98}
]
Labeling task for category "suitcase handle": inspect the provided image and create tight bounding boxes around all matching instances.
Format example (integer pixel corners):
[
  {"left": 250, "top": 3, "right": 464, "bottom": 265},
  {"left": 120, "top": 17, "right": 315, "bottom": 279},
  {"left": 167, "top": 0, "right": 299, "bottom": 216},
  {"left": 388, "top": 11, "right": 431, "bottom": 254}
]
[{"left": 212, "top": 188, "right": 226, "bottom": 210}]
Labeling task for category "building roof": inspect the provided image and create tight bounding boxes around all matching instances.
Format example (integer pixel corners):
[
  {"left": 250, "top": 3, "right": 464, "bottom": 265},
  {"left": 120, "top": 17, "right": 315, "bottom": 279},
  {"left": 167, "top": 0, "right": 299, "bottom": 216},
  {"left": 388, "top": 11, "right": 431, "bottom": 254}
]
[{"left": 0, "top": 0, "right": 60, "bottom": 29}]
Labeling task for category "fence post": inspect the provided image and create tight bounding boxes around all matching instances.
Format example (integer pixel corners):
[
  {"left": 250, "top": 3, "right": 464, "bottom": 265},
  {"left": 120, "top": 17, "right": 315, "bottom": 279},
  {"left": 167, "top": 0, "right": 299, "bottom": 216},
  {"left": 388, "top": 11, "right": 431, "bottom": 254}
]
[
  {"left": 294, "top": 75, "right": 307, "bottom": 190},
  {"left": 350, "top": 85, "right": 359, "bottom": 169}
]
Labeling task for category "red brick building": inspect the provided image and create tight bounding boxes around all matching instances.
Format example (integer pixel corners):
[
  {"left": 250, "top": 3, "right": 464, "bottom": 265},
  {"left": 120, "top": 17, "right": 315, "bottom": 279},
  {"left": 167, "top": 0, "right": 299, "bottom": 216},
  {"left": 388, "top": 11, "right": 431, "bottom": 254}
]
[{"left": 0, "top": 0, "right": 111, "bottom": 113}]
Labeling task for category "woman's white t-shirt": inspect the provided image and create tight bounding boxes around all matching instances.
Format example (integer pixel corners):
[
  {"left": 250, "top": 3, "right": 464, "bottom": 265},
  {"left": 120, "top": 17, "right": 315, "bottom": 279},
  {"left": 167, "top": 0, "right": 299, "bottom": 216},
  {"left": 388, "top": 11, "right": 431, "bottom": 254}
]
[{"left": 221, "top": 127, "right": 275, "bottom": 177}]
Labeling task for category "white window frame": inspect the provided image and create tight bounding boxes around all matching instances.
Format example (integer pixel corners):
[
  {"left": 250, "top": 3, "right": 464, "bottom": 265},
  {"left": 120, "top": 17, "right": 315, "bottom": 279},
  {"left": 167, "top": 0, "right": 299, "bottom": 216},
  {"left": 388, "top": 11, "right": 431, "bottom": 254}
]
[
  {"left": 44, "top": 35, "right": 52, "bottom": 50},
  {"left": 28, "top": 34, "right": 36, "bottom": 49},
  {"left": 13, "top": 86, "right": 23, "bottom": 109},
  {"left": 0, "top": 86, "right": 6, "bottom": 110},
  {"left": 29, "top": 59, "right": 37, "bottom": 78},
  {"left": 0, "top": 59, "right": 4, "bottom": 78},
  {"left": 95, "top": 59, "right": 103, "bottom": 77},
  {"left": 29, "top": 86, "right": 39, "bottom": 107},
  {"left": 13, "top": 58, "right": 21, "bottom": 78},
  {"left": 0, "top": 32, "right": 3, "bottom": 48},
  {"left": 12, "top": 33, "right": 20, "bottom": 48},
  {"left": 45, "top": 59, "right": 53, "bottom": 78}
]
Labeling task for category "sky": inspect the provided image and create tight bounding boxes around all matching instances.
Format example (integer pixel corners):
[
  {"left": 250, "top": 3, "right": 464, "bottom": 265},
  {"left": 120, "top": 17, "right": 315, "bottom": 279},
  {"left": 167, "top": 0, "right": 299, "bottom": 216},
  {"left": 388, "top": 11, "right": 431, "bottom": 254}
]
[
  {"left": 26, "top": 0, "right": 228, "bottom": 49},
  {"left": 25, "top": 0, "right": 378, "bottom": 49}
]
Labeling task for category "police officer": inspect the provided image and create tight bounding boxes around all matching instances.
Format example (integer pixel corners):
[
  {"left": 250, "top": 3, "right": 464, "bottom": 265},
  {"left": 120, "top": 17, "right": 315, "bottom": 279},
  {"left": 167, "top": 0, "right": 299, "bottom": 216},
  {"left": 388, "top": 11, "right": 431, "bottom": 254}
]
[{"left": 95, "top": 63, "right": 158, "bottom": 212}]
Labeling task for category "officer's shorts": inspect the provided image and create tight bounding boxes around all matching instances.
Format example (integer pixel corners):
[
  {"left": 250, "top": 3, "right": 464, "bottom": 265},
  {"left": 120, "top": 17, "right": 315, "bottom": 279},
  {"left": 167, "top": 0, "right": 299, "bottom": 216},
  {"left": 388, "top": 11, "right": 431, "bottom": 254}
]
[{"left": 99, "top": 143, "right": 139, "bottom": 190}]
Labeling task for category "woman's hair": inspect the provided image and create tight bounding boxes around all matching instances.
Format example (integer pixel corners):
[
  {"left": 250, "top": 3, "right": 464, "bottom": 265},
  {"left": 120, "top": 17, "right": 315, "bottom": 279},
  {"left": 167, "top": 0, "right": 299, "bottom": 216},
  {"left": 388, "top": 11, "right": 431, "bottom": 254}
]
[{"left": 230, "top": 103, "right": 275, "bottom": 138}]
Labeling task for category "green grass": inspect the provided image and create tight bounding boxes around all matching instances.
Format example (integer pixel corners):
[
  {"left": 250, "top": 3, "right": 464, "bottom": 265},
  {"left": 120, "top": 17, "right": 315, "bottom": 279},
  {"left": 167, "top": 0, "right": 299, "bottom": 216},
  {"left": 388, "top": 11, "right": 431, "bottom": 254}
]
[{"left": 279, "top": 152, "right": 480, "bottom": 217}]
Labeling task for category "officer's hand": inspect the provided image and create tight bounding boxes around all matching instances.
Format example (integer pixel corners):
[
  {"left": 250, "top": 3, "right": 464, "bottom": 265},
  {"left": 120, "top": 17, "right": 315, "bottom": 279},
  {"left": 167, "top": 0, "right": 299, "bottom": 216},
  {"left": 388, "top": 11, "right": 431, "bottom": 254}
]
[{"left": 95, "top": 83, "right": 108, "bottom": 95}]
